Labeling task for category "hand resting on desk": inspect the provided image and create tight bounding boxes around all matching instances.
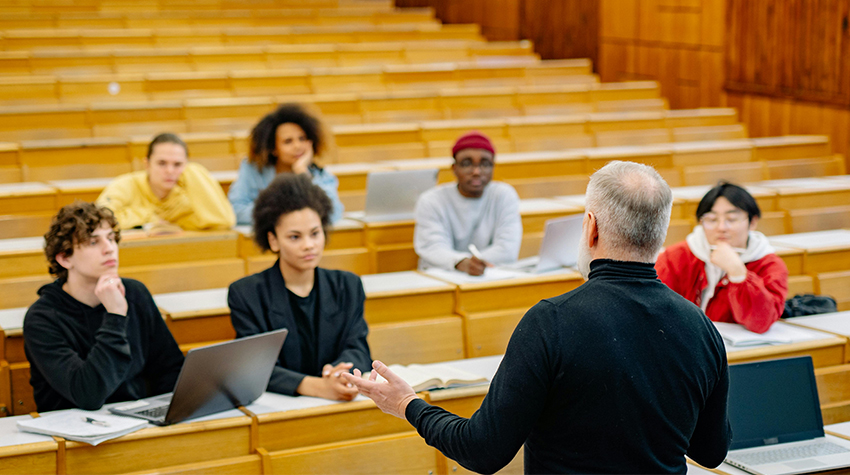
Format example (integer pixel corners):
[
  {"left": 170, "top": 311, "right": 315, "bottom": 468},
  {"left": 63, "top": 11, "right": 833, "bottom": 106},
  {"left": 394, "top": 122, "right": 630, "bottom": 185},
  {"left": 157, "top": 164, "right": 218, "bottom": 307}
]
[
  {"left": 297, "top": 362, "right": 359, "bottom": 401},
  {"left": 342, "top": 360, "right": 419, "bottom": 419}
]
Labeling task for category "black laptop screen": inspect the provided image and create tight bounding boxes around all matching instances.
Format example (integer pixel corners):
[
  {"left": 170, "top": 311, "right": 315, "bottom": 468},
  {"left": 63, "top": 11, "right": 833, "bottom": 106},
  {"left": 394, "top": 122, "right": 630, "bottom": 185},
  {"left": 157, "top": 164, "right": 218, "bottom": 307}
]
[{"left": 727, "top": 356, "right": 825, "bottom": 450}]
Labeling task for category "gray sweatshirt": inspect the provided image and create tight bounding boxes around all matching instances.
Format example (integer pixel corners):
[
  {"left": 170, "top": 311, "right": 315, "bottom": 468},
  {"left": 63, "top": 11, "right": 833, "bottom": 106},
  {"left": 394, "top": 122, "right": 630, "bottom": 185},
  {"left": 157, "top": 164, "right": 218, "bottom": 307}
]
[{"left": 413, "top": 181, "right": 522, "bottom": 270}]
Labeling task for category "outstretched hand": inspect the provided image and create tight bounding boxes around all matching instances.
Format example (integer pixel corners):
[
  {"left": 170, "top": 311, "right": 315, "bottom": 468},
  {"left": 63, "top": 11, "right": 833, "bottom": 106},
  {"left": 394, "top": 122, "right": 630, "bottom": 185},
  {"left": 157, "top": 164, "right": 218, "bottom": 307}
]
[{"left": 341, "top": 360, "right": 418, "bottom": 419}]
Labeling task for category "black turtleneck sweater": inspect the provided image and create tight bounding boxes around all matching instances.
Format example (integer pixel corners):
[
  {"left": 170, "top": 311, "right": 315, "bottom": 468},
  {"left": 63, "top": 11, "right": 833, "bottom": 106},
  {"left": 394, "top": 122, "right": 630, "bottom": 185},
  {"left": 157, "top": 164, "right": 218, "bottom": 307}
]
[
  {"left": 405, "top": 259, "right": 732, "bottom": 474},
  {"left": 24, "top": 278, "right": 184, "bottom": 412}
]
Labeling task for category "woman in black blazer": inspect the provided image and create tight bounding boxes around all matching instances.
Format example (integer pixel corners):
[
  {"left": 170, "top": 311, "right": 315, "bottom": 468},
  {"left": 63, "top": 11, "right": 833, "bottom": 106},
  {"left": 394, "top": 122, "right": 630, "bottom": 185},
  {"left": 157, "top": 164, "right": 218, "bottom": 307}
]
[{"left": 227, "top": 174, "right": 371, "bottom": 400}]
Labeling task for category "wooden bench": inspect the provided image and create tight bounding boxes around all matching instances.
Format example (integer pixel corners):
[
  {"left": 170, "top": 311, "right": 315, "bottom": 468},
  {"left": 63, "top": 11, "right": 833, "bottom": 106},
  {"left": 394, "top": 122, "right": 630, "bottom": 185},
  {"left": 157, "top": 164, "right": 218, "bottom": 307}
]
[
  {"left": 0, "top": 23, "right": 483, "bottom": 52},
  {"left": 0, "top": 81, "right": 667, "bottom": 142},
  {"left": 0, "top": 61, "right": 597, "bottom": 106}
]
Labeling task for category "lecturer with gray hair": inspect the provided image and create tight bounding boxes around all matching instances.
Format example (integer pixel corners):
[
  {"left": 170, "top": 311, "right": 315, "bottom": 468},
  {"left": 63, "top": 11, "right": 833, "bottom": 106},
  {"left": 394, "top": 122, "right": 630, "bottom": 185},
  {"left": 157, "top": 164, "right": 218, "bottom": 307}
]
[{"left": 344, "top": 161, "right": 731, "bottom": 474}]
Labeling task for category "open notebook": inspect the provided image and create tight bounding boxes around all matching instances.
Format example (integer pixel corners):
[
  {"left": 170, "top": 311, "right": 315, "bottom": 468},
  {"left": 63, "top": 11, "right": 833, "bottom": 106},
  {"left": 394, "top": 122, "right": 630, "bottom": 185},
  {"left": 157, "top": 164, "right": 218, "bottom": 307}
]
[{"left": 367, "top": 363, "right": 488, "bottom": 392}]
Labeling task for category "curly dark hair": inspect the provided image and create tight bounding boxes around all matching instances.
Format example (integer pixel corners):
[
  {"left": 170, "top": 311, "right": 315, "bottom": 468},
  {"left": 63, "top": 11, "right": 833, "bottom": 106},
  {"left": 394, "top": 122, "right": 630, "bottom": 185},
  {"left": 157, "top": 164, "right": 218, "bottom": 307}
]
[
  {"left": 147, "top": 132, "right": 188, "bottom": 159},
  {"left": 252, "top": 173, "right": 333, "bottom": 252},
  {"left": 44, "top": 202, "right": 121, "bottom": 280},
  {"left": 248, "top": 103, "right": 326, "bottom": 170}
]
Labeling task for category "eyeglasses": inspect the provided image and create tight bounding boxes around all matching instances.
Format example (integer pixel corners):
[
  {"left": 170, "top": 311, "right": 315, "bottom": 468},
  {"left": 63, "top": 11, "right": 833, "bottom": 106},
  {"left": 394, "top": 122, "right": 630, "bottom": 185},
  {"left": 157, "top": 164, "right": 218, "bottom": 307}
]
[
  {"left": 700, "top": 212, "right": 748, "bottom": 229},
  {"left": 455, "top": 159, "right": 494, "bottom": 172}
]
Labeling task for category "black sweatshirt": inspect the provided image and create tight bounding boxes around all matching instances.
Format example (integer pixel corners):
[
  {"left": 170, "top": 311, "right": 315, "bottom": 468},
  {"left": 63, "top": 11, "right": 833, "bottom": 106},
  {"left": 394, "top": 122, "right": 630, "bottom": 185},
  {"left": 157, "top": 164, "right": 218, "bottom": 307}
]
[
  {"left": 406, "top": 259, "right": 732, "bottom": 474},
  {"left": 24, "top": 278, "right": 185, "bottom": 412}
]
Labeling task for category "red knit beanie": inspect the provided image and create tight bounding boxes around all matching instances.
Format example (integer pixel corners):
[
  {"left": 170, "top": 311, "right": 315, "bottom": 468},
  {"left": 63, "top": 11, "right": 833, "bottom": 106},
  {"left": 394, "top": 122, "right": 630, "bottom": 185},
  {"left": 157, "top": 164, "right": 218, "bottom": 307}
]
[{"left": 451, "top": 131, "right": 496, "bottom": 157}]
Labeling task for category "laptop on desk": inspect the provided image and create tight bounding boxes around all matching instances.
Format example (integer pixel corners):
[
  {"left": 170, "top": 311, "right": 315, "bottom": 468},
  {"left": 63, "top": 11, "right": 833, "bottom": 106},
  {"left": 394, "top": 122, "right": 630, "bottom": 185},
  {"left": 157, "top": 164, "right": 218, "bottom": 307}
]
[
  {"left": 360, "top": 168, "right": 439, "bottom": 222},
  {"left": 724, "top": 356, "right": 850, "bottom": 475},
  {"left": 110, "top": 329, "right": 288, "bottom": 426},
  {"left": 501, "top": 214, "right": 583, "bottom": 274}
]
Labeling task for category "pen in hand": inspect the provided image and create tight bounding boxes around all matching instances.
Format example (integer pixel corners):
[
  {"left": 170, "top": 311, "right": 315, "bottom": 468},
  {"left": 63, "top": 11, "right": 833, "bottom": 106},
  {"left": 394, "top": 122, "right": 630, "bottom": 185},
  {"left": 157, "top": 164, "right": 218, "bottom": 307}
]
[
  {"left": 80, "top": 416, "right": 110, "bottom": 427},
  {"left": 468, "top": 244, "right": 484, "bottom": 260}
]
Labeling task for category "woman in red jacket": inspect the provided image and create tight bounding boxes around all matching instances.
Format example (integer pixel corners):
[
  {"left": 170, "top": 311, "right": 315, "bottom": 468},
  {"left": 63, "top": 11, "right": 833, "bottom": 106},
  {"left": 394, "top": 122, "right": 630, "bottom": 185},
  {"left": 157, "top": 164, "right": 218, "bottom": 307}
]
[{"left": 656, "top": 182, "right": 788, "bottom": 333}]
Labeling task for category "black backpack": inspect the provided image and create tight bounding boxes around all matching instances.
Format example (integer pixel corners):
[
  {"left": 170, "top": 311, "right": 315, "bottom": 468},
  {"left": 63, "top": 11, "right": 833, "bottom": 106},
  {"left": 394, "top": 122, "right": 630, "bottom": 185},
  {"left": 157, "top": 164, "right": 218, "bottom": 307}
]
[{"left": 782, "top": 294, "right": 838, "bottom": 318}]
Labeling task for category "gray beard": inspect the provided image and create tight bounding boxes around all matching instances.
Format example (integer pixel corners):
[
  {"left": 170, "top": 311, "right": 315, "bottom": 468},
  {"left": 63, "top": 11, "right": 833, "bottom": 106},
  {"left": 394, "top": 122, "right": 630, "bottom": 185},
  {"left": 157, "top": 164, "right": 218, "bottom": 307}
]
[{"left": 577, "top": 234, "right": 592, "bottom": 280}]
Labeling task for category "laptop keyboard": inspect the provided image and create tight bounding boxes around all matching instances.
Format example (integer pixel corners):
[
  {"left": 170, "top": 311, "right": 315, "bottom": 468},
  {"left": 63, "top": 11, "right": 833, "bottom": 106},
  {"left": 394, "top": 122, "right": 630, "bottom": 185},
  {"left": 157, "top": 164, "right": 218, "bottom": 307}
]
[
  {"left": 136, "top": 406, "right": 168, "bottom": 421},
  {"left": 733, "top": 441, "right": 850, "bottom": 466}
]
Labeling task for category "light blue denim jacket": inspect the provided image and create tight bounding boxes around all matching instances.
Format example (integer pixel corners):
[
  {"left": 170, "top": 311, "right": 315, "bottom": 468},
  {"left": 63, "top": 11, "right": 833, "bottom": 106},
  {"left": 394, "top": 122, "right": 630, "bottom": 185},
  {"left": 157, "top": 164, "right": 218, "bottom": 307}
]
[{"left": 228, "top": 159, "right": 344, "bottom": 225}]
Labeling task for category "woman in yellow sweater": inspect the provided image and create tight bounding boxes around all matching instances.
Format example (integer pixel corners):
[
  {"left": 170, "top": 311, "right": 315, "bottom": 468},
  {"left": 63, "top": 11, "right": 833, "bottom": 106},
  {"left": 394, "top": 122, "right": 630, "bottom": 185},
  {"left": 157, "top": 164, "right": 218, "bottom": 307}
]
[{"left": 96, "top": 133, "right": 235, "bottom": 231}]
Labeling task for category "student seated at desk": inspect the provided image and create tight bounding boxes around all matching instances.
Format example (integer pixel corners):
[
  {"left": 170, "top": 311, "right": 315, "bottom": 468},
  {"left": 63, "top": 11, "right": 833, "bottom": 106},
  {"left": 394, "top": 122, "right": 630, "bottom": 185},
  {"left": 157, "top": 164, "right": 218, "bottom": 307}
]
[
  {"left": 656, "top": 182, "right": 788, "bottom": 333},
  {"left": 228, "top": 103, "right": 344, "bottom": 226},
  {"left": 97, "top": 133, "right": 235, "bottom": 232},
  {"left": 24, "top": 202, "right": 185, "bottom": 412},
  {"left": 227, "top": 174, "right": 370, "bottom": 401},
  {"left": 413, "top": 131, "right": 522, "bottom": 276}
]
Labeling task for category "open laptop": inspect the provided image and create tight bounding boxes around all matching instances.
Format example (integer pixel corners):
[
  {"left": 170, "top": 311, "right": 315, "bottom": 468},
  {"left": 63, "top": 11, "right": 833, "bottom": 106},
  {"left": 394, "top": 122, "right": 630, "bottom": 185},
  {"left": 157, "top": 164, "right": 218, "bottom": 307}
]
[
  {"left": 110, "top": 329, "right": 288, "bottom": 426},
  {"left": 360, "top": 168, "right": 439, "bottom": 222},
  {"left": 501, "top": 214, "right": 583, "bottom": 273},
  {"left": 725, "top": 356, "right": 850, "bottom": 475}
]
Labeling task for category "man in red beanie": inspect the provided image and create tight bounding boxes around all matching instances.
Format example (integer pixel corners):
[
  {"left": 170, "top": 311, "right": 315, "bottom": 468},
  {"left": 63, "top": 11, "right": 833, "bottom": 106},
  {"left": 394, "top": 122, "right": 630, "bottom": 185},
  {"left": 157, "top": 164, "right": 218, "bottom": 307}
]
[{"left": 413, "top": 131, "right": 522, "bottom": 275}]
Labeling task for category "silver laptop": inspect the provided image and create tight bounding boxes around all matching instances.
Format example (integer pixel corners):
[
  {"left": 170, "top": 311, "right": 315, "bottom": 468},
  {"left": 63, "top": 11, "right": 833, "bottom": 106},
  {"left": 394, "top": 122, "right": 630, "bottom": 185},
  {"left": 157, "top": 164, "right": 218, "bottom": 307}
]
[
  {"left": 725, "top": 356, "right": 850, "bottom": 475},
  {"left": 361, "top": 168, "right": 438, "bottom": 222},
  {"left": 110, "top": 329, "right": 288, "bottom": 426},
  {"left": 502, "top": 214, "right": 583, "bottom": 273}
]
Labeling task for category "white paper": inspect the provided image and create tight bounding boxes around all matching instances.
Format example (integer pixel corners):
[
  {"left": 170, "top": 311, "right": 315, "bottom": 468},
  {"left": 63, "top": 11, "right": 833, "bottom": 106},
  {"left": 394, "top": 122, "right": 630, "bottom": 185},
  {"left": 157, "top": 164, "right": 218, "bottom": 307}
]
[
  {"left": 17, "top": 410, "right": 148, "bottom": 446},
  {"left": 423, "top": 267, "right": 527, "bottom": 284},
  {"left": 714, "top": 321, "right": 824, "bottom": 347}
]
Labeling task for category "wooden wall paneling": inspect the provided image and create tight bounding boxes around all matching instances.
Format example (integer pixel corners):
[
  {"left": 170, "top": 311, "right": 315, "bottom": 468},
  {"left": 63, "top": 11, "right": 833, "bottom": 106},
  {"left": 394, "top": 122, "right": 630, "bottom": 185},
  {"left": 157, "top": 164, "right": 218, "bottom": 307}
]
[
  {"left": 699, "top": 50, "right": 725, "bottom": 107},
  {"left": 397, "top": 1, "right": 600, "bottom": 62},
  {"left": 637, "top": 0, "right": 661, "bottom": 43},
  {"left": 482, "top": 0, "right": 520, "bottom": 40},
  {"left": 598, "top": 42, "right": 635, "bottom": 82},
  {"left": 635, "top": 44, "right": 661, "bottom": 85},
  {"left": 726, "top": 0, "right": 850, "bottom": 106},
  {"left": 600, "top": 0, "right": 638, "bottom": 40},
  {"left": 677, "top": 49, "right": 702, "bottom": 109},
  {"left": 520, "top": 0, "right": 599, "bottom": 63},
  {"left": 701, "top": 0, "right": 726, "bottom": 47}
]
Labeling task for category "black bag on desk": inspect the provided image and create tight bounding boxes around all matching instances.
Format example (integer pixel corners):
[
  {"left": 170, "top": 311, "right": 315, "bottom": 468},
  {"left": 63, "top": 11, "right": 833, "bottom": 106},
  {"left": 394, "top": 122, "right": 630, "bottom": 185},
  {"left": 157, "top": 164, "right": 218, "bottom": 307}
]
[{"left": 782, "top": 294, "right": 838, "bottom": 318}]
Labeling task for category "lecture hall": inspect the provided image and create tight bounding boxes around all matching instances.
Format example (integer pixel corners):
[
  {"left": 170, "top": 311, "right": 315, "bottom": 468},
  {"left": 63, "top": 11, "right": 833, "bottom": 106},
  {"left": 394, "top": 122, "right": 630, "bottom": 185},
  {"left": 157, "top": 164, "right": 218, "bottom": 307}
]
[{"left": 2, "top": 0, "right": 850, "bottom": 474}]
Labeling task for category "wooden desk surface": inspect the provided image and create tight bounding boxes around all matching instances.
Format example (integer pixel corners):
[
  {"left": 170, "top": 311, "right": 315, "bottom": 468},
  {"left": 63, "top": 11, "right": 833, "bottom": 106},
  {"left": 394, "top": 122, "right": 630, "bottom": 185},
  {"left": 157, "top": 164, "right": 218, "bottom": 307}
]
[
  {"left": 0, "top": 415, "right": 54, "bottom": 448},
  {"left": 770, "top": 230, "right": 850, "bottom": 274},
  {"left": 64, "top": 405, "right": 251, "bottom": 475},
  {"left": 361, "top": 270, "right": 452, "bottom": 295},
  {"left": 0, "top": 237, "right": 42, "bottom": 254},
  {"left": 826, "top": 421, "right": 850, "bottom": 440},
  {"left": 45, "top": 177, "right": 112, "bottom": 192},
  {"left": 786, "top": 312, "right": 850, "bottom": 363},
  {"left": 363, "top": 271, "right": 456, "bottom": 325},
  {"left": 0, "top": 182, "right": 56, "bottom": 199},
  {"left": 686, "top": 460, "right": 748, "bottom": 475},
  {"left": 248, "top": 355, "right": 501, "bottom": 453},
  {"left": 773, "top": 245, "right": 806, "bottom": 275},
  {"left": 769, "top": 230, "right": 850, "bottom": 251},
  {"left": 757, "top": 176, "right": 850, "bottom": 193},
  {"left": 724, "top": 322, "right": 847, "bottom": 368},
  {"left": 788, "top": 311, "right": 850, "bottom": 337},
  {"left": 153, "top": 288, "right": 229, "bottom": 320},
  {"left": 453, "top": 269, "right": 584, "bottom": 314},
  {"left": 0, "top": 415, "right": 58, "bottom": 475},
  {"left": 0, "top": 307, "right": 25, "bottom": 334}
]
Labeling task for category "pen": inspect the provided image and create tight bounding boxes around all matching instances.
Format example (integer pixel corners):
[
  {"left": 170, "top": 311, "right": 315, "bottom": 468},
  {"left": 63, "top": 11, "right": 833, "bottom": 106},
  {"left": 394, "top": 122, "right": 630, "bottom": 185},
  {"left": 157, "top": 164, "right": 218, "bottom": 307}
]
[
  {"left": 81, "top": 416, "right": 110, "bottom": 427},
  {"left": 709, "top": 245, "right": 747, "bottom": 254},
  {"left": 468, "top": 244, "right": 484, "bottom": 260}
]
